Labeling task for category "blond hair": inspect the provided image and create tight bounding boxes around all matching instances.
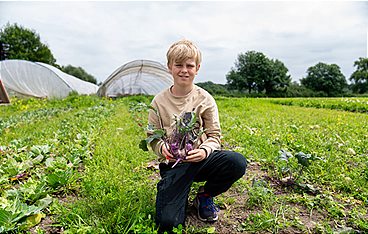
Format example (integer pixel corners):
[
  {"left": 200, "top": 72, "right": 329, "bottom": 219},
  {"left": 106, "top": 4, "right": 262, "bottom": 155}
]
[{"left": 166, "top": 39, "right": 202, "bottom": 66}]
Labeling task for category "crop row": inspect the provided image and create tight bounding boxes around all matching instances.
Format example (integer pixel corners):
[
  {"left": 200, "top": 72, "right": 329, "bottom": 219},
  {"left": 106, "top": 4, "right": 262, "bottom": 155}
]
[
  {"left": 270, "top": 97, "right": 368, "bottom": 113},
  {"left": 0, "top": 95, "right": 116, "bottom": 232}
]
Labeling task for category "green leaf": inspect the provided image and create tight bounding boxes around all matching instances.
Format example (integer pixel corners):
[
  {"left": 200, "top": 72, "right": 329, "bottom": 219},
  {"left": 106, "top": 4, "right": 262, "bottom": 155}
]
[
  {"left": 0, "top": 208, "right": 16, "bottom": 231},
  {"left": 47, "top": 169, "right": 72, "bottom": 188},
  {"left": 45, "top": 157, "right": 54, "bottom": 168},
  {"left": 295, "top": 152, "right": 311, "bottom": 167},
  {"left": 32, "top": 154, "right": 44, "bottom": 164},
  {"left": 139, "top": 139, "right": 149, "bottom": 151},
  {"left": 34, "top": 195, "right": 53, "bottom": 210},
  {"left": 279, "top": 149, "right": 293, "bottom": 162},
  {"left": 298, "top": 183, "right": 320, "bottom": 195},
  {"left": 19, "top": 213, "right": 46, "bottom": 230},
  {"left": 145, "top": 129, "right": 165, "bottom": 144},
  {"left": 207, "top": 226, "right": 216, "bottom": 234},
  {"left": 153, "top": 128, "right": 165, "bottom": 135},
  {"left": 30, "top": 145, "right": 42, "bottom": 155}
]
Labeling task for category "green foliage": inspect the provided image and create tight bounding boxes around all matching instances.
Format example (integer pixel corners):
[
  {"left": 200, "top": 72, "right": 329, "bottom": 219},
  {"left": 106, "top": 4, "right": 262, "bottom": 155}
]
[
  {"left": 227, "top": 51, "right": 269, "bottom": 93},
  {"left": 172, "top": 224, "right": 184, "bottom": 234},
  {"left": 220, "top": 97, "right": 368, "bottom": 231},
  {"left": 301, "top": 62, "right": 348, "bottom": 96},
  {"left": 226, "top": 51, "right": 291, "bottom": 95},
  {"left": 266, "top": 58, "right": 292, "bottom": 95},
  {"left": 247, "top": 179, "right": 275, "bottom": 208},
  {"left": 0, "top": 23, "right": 56, "bottom": 65},
  {"left": 283, "top": 81, "right": 326, "bottom": 97},
  {"left": 196, "top": 81, "right": 230, "bottom": 96},
  {"left": 2, "top": 95, "right": 368, "bottom": 233},
  {"left": 270, "top": 97, "right": 368, "bottom": 113},
  {"left": 61, "top": 65, "right": 97, "bottom": 84},
  {"left": 240, "top": 206, "right": 289, "bottom": 233},
  {"left": 55, "top": 99, "right": 157, "bottom": 233},
  {"left": 0, "top": 95, "right": 116, "bottom": 232},
  {"left": 128, "top": 102, "right": 164, "bottom": 151},
  {"left": 277, "top": 149, "right": 324, "bottom": 184},
  {"left": 350, "top": 57, "right": 368, "bottom": 94},
  {"left": 0, "top": 196, "right": 52, "bottom": 232},
  {"left": 130, "top": 102, "right": 203, "bottom": 167}
]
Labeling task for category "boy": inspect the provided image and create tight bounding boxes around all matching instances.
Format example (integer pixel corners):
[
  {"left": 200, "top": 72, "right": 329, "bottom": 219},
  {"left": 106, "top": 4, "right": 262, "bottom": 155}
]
[{"left": 148, "top": 39, "right": 247, "bottom": 233}]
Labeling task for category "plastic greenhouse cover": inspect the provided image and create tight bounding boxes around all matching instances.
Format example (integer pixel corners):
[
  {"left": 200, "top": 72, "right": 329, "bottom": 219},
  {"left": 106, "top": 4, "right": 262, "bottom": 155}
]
[
  {"left": 98, "top": 59, "right": 173, "bottom": 97},
  {"left": 0, "top": 60, "right": 98, "bottom": 98},
  {"left": 1, "top": 60, "right": 71, "bottom": 98},
  {"left": 36, "top": 62, "right": 98, "bottom": 95}
]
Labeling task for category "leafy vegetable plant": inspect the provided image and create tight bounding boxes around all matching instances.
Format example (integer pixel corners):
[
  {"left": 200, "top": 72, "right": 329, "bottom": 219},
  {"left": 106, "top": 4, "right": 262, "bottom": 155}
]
[
  {"left": 277, "top": 149, "right": 324, "bottom": 184},
  {"left": 163, "top": 111, "right": 200, "bottom": 167},
  {"left": 130, "top": 102, "right": 203, "bottom": 168}
]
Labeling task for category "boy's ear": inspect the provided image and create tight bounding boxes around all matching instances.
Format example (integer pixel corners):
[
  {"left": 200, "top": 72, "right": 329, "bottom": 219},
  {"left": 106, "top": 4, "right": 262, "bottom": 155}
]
[{"left": 196, "top": 64, "right": 200, "bottom": 74}]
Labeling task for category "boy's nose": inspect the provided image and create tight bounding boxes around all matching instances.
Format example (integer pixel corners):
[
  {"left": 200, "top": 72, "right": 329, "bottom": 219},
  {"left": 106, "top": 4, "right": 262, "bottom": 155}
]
[{"left": 180, "top": 66, "right": 188, "bottom": 73}]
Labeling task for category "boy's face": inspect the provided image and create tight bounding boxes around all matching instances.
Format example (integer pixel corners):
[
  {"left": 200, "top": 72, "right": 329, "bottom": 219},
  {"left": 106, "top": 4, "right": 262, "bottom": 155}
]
[{"left": 168, "top": 58, "right": 200, "bottom": 88}]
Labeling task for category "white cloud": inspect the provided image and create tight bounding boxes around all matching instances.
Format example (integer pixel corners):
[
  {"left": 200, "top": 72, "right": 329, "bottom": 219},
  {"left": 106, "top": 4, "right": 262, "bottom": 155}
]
[{"left": 1, "top": 1, "right": 367, "bottom": 84}]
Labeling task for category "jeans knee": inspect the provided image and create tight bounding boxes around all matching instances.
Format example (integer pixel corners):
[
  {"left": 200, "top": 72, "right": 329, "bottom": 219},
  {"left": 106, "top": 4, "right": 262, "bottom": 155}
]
[{"left": 229, "top": 151, "right": 247, "bottom": 177}]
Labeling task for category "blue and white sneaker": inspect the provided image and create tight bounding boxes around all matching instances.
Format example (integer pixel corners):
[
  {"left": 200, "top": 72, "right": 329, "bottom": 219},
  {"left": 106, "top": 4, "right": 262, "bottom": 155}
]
[{"left": 193, "top": 189, "right": 219, "bottom": 222}]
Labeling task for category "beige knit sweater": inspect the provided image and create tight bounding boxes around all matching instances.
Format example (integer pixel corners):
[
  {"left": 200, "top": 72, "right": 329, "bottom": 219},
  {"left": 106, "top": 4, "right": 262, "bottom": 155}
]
[{"left": 148, "top": 85, "right": 221, "bottom": 162}]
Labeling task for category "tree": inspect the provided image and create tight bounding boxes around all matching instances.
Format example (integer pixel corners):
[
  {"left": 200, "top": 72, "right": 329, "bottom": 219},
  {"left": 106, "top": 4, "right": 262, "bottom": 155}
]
[
  {"left": 265, "top": 59, "right": 291, "bottom": 95},
  {"left": 196, "top": 81, "right": 229, "bottom": 96},
  {"left": 226, "top": 69, "right": 245, "bottom": 91},
  {"left": 226, "top": 51, "right": 269, "bottom": 93},
  {"left": 350, "top": 57, "right": 368, "bottom": 94},
  {"left": 0, "top": 23, "right": 56, "bottom": 65},
  {"left": 301, "top": 62, "right": 347, "bottom": 96},
  {"left": 61, "top": 65, "right": 97, "bottom": 84},
  {"left": 226, "top": 51, "right": 291, "bottom": 95}
]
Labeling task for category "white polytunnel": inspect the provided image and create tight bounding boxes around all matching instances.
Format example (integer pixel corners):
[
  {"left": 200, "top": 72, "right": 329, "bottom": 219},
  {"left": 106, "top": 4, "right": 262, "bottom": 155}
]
[
  {"left": 97, "top": 59, "right": 173, "bottom": 97},
  {"left": 0, "top": 59, "right": 98, "bottom": 99}
]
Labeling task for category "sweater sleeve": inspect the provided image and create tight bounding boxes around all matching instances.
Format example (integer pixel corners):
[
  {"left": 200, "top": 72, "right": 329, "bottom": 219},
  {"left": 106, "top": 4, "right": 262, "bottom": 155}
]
[
  {"left": 147, "top": 100, "right": 166, "bottom": 160},
  {"left": 199, "top": 97, "right": 222, "bottom": 156}
]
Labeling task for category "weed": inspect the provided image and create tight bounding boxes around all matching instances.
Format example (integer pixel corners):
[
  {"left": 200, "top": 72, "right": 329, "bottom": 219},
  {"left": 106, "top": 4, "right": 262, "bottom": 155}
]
[{"left": 247, "top": 179, "right": 276, "bottom": 209}]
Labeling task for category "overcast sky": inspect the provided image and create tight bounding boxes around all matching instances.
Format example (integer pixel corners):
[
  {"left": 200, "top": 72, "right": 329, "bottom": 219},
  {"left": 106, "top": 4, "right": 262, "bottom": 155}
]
[{"left": 1, "top": 1, "right": 367, "bottom": 84}]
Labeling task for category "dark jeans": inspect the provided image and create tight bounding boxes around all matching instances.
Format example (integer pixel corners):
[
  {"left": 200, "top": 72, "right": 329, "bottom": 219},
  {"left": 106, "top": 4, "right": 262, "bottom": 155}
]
[{"left": 156, "top": 150, "right": 247, "bottom": 233}]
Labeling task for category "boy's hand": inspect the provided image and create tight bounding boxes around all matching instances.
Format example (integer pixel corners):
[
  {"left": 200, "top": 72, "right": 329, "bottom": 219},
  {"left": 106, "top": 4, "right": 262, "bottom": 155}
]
[
  {"left": 161, "top": 144, "right": 175, "bottom": 161},
  {"left": 185, "top": 149, "right": 207, "bottom": 162}
]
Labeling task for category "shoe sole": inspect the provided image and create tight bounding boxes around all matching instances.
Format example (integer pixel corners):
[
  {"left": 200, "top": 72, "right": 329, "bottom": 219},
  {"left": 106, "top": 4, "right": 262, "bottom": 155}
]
[{"left": 193, "top": 198, "right": 218, "bottom": 222}]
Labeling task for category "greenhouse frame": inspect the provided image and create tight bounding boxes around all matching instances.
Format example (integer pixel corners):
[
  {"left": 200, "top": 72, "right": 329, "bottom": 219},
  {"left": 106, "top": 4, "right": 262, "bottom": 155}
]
[{"left": 97, "top": 59, "right": 173, "bottom": 97}]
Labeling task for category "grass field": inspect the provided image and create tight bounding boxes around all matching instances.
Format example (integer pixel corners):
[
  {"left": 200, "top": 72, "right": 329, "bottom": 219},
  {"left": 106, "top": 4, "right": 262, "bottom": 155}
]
[{"left": 1, "top": 95, "right": 367, "bottom": 233}]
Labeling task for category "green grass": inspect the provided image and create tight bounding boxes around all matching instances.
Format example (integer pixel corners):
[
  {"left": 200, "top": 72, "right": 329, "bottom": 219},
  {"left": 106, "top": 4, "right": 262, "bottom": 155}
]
[
  {"left": 219, "top": 97, "right": 368, "bottom": 197},
  {"left": 55, "top": 98, "right": 157, "bottom": 233},
  {"left": 1, "top": 95, "right": 368, "bottom": 233}
]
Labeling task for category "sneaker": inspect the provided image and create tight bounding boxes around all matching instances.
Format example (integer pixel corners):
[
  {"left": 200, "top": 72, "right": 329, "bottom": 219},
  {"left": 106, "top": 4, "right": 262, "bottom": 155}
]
[{"left": 193, "top": 191, "right": 219, "bottom": 222}]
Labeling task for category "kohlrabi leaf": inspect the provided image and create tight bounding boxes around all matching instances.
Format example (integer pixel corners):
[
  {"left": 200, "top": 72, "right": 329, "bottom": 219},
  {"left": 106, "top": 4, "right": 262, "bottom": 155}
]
[
  {"left": 139, "top": 140, "right": 149, "bottom": 151},
  {"left": 279, "top": 149, "right": 293, "bottom": 162},
  {"left": 295, "top": 152, "right": 312, "bottom": 167}
]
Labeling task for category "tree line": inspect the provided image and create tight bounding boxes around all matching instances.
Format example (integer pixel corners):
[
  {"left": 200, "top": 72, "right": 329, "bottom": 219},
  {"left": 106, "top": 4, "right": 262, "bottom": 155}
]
[
  {"left": 198, "top": 51, "right": 368, "bottom": 97},
  {"left": 1, "top": 23, "right": 367, "bottom": 96},
  {"left": 0, "top": 23, "right": 97, "bottom": 84}
]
